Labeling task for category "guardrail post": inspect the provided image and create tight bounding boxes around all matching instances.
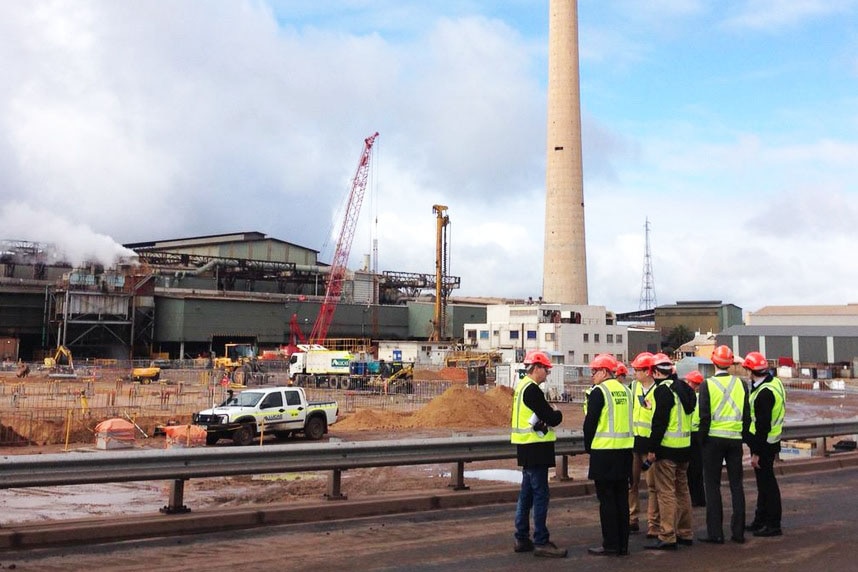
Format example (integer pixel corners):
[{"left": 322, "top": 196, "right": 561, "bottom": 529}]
[
  {"left": 448, "top": 461, "right": 469, "bottom": 491},
  {"left": 326, "top": 469, "right": 348, "bottom": 500},
  {"left": 556, "top": 454, "right": 572, "bottom": 481},
  {"left": 160, "top": 479, "right": 192, "bottom": 514}
]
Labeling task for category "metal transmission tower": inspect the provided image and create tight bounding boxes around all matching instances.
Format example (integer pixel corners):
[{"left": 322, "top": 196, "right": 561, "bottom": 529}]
[{"left": 639, "top": 217, "right": 657, "bottom": 310}]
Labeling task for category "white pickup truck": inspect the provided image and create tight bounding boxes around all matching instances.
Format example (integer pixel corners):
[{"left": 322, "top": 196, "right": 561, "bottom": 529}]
[{"left": 192, "top": 386, "right": 338, "bottom": 446}]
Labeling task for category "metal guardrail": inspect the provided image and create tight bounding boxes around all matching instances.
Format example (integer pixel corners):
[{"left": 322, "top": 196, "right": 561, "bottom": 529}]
[{"left": 1, "top": 421, "right": 856, "bottom": 514}]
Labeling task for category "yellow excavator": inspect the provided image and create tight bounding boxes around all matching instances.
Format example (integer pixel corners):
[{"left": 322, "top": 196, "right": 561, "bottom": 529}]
[{"left": 43, "top": 345, "right": 75, "bottom": 377}]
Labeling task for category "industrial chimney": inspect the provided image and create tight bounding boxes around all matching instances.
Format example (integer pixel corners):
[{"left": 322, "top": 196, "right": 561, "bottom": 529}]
[{"left": 543, "top": 0, "right": 588, "bottom": 305}]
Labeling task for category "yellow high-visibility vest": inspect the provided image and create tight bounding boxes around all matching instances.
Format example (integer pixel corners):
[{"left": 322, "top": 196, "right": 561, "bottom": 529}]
[
  {"left": 707, "top": 374, "right": 745, "bottom": 439},
  {"left": 750, "top": 377, "right": 786, "bottom": 444},
  {"left": 511, "top": 376, "right": 556, "bottom": 445},
  {"left": 631, "top": 380, "right": 656, "bottom": 438},
  {"left": 590, "top": 378, "right": 634, "bottom": 450},
  {"left": 658, "top": 380, "right": 691, "bottom": 449}
]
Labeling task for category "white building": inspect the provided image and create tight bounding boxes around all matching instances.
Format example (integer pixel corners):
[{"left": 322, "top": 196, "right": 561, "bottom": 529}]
[{"left": 463, "top": 303, "right": 628, "bottom": 366}]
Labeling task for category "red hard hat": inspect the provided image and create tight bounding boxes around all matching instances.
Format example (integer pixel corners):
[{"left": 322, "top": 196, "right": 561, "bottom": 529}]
[
  {"left": 711, "top": 345, "right": 735, "bottom": 367},
  {"left": 614, "top": 363, "right": 629, "bottom": 377},
  {"left": 631, "top": 352, "right": 654, "bottom": 369},
  {"left": 742, "top": 351, "right": 768, "bottom": 372},
  {"left": 684, "top": 370, "right": 704, "bottom": 385},
  {"left": 523, "top": 350, "right": 552, "bottom": 369},
  {"left": 651, "top": 353, "right": 672, "bottom": 367},
  {"left": 589, "top": 353, "right": 618, "bottom": 372}
]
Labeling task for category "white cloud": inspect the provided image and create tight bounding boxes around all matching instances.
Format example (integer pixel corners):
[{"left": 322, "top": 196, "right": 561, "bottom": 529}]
[{"left": 723, "top": 0, "right": 858, "bottom": 31}]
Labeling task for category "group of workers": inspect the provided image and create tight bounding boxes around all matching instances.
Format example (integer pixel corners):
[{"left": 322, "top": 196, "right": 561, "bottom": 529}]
[{"left": 511, "top": 345, "right": 786, "bottom": 558}]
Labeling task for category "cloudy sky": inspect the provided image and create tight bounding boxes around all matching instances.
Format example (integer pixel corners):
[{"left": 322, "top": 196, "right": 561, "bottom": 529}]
[{"left": 2, "top": 0, "right": 857, "bottom": 315}]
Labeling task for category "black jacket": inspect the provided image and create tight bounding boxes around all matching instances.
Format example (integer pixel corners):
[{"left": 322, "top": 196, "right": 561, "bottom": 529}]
[
  {"left": 516, "top": 383, "right": 563, "bottom": 467},
  {"left": 747, "top": 374, "right": 782, "bottom": 455},
  {"left": 648, "top": 374, "right": 696, "bottom": 463},
  {"left": 583, "top": 383, "right": 633, "bottom": 481}
]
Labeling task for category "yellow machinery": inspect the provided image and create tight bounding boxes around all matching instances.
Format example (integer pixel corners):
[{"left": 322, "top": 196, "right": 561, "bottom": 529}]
[
  {"left": 43, "top": 345, "right": 75, "bottom": 376},
  {"left": 429, "top": 205, "right": 450, "bottom": 342},
  {"left": 131, "top": 363, "right": 161, "bottom": 383},
  {"left": 382, "top": 362, "right": 414, "bottom": 394},
  {"left": 214, "top": 343, "right": 268, "bottom": 386},
  {"left": 214, "top": 343, "right": 257, "bottom": 371}
]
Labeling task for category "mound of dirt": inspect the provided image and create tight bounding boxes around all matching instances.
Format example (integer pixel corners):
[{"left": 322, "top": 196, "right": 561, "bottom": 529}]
[
  {"left": 412, "top": 367, "right": 468, "bottom": 382},
  {"left": 333, "top": 386, "right": 514, "bottom": 432},
  {"left": 334, "top": 409, "right": 408, "bottom": 430},
  {"left": 407, "top": 385, "right": 510, "bottom": 429}
]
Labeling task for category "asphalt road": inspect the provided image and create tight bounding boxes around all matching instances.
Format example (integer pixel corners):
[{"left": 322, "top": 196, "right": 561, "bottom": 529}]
[{"left": 4, "top": 461, "right": 857, "bottom": 572}]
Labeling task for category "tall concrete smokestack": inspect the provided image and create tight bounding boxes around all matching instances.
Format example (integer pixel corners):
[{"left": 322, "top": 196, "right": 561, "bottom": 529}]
[{"left": 543, "top": 0, "right": 588, "bottom": 305}]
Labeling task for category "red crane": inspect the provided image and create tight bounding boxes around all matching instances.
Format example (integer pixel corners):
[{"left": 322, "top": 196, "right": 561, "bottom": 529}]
[{"left": 309, "top": 132, "right": 379, "bottom": 345}]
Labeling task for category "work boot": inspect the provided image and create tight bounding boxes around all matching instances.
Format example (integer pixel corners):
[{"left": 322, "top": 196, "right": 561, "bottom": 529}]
[
  {"left": 533, "top": 541, "right": 568, "bottom": 558},
  {"left": 629, "top": 521, "right": 640, "bottom": 533},
  {"left": 514, "top": 538, "right": 534, "bottom": 553}
]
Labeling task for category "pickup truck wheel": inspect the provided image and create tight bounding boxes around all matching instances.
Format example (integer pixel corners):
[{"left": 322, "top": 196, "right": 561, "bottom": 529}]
[
  {"left": 304, "top": 416, "right": 326, "bottom": 440},
  {"left": 232, "top": 423, "right": 255, "bottom": 446},
  {"left": 206, "top": 433, "right": 220, "bottom": 446}
]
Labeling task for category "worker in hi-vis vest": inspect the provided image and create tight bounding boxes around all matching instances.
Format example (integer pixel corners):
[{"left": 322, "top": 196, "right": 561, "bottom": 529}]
[
  {"left": 583, "top": 353, "right": 634, "bottom": 557},
  {"left": 644, "top": 353, "right": 697, "bottom": 550},
  {"left": 511, "top": 350, "right": 566, "bottom": 558},
  {"left": 744, "top": 351, "right": 786, "bottom": 538},
  {"left": 698, "top": 344, "right": 750, "bottom": 544}
]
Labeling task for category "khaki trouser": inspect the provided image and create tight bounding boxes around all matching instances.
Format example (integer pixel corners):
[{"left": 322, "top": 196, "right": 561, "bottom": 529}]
[
  {"left": 652, "top": 458, "right": 693, "bottom": 543},
  {"left": 629, "top": 452, "right": 660, "bottom": 533}
]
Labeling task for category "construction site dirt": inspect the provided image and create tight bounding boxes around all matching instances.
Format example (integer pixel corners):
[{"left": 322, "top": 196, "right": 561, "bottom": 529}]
[{"left": 2, "top": 369, "right": 858, "bottom": 527}]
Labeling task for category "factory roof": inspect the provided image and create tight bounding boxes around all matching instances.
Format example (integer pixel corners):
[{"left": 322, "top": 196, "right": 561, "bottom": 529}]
[
  {"left": 124, "top": 231, "right": 318, "bottom": 253},
  {"left": 750, "top": 305, "right": 858, "bottom": 316}
]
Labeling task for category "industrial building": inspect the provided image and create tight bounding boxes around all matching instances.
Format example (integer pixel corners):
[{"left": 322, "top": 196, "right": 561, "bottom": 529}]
[
  {"left": 654, "top": 300, "right": 743, "bottom": 338},
  {"left": 0, "top": 234, "right": 486, "bottom": 360},
  {"left": 719, "top": 305, "right": 858, "bottom": 377}
]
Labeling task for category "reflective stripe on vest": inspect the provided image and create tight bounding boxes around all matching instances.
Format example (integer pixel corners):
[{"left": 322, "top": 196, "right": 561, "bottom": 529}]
[
  {"left": 582, "top": 385, "right": 594, "bottom": 415},
  {"left": 631, "top": 380, "right": 656, "bottom": 438},
  {"left": 750, "top": 377, "right": 786, "bottom": 444},
  {"left": 591, "top": 379, "right": 634, "bottom": 449},
  {"left": 691, "top": 392, "right": 700, "bottom": 432},
  {"left": 510, "top": 376, "right": 556, "bottom": 444},
  {"left": 707, "top": 374, "right": 745, "bottom": 439},
  {"left": 659, "top": 379, "right": 691, "bottom": 448}
]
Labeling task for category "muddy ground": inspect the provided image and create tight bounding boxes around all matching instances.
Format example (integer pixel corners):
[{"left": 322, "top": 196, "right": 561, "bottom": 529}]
[{"left": 2, "top": 381, "right": 857, "bottom": 525}]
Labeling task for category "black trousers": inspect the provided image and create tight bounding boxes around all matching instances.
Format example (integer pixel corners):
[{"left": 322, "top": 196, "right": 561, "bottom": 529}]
[
  {"left": 688, "top": 433, "right": 706, "bottom": 506},
  {"left": 702, "top": 437, "right": 745, "bottom": 540},
  {"left": 753, "top": 447, "right": 782, "bottom": 528},
  {"left": 595, "top": 479, "right": 630, "bottom": 552}
]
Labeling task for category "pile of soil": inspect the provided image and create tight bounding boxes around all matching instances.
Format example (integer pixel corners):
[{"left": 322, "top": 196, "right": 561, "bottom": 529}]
[
  {"left": 412, "top": 367, "right": 468, "bottom": 382},
  {"left": 334, "top": 409, "right": 408, "bottom": 430},
  {"left": 334, "top": 385, "right": 513, "bottom": 431}
]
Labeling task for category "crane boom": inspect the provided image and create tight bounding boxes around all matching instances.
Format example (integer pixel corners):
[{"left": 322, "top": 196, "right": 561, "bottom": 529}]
[{"left": 310, "top": 132, "right": 379, "bottom": 345}]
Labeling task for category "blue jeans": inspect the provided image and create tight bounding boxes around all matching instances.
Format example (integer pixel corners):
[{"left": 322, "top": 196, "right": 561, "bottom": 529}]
[{"left": 514, "top": 465, "right": 550, "bottom": 545}]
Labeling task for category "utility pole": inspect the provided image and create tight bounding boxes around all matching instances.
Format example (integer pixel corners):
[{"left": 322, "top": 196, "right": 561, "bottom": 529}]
[{"left": 639, "top": 217, "right": 657, "bottom": 311}]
